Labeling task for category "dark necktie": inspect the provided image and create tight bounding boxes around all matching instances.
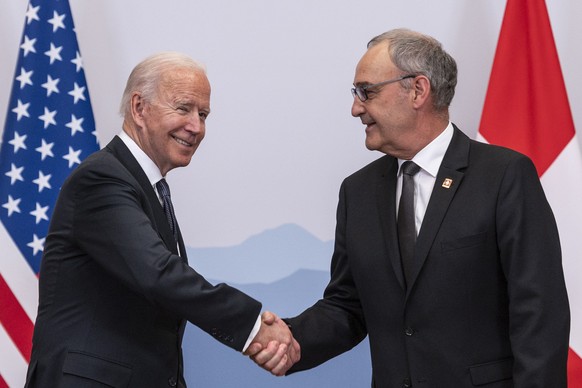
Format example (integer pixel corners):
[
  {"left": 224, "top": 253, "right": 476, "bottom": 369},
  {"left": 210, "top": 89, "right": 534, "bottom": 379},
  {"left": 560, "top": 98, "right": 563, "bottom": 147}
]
[
  {"left": 156, "top": 178, "right": 178, "bottom": 242},
  {"left": 398, "top": 161, "right": 421, "bottom": 287}
]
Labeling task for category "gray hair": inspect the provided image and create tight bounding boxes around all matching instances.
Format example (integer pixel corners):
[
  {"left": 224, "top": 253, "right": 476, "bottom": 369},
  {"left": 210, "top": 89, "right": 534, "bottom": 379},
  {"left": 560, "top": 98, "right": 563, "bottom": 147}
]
[
  {"left": 368, "top": 28, "right": 457, "bottom": 111},
  {"left": 119, "top": 51, "right": 207, "bottom": 117}
]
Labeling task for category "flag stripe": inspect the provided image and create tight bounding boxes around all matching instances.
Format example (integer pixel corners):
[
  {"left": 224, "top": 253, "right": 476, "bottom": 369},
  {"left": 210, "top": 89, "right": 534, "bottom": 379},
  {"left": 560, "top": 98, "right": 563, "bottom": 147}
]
[
  {"left": 0, "top": 274, "right": 33, "bottom": 361},
  {"left": 0, "top": 222, "right": 39, "bottom": 321},
  {"left": 0, "top": 374, "right": 8, "bottom": 388},
  {"left": 0, "top": 323, "right": 28, "bottom": 388}
]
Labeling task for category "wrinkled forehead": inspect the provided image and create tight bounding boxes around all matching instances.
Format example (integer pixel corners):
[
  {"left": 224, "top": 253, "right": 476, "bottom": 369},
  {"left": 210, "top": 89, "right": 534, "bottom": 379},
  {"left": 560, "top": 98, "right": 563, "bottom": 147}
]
[
  {"left": 157, "top": 67, "right": 210, "bottom": 99},
  {"left": 354, "top": 43, "right": 396, "bottom": 83}
]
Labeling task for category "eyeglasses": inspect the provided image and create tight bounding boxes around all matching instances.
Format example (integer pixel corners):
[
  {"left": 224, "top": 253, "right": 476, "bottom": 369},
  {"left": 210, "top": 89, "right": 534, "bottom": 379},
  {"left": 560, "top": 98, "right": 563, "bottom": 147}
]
[{"left": 351, "top": 74, "right": 416, "bottom": 102}]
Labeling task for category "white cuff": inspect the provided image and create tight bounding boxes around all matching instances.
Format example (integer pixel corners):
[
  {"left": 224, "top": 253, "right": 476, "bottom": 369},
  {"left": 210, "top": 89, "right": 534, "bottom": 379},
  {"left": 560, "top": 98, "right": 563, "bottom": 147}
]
[{"left": 242, "top": 314, "right": 262, "bottom": 353}]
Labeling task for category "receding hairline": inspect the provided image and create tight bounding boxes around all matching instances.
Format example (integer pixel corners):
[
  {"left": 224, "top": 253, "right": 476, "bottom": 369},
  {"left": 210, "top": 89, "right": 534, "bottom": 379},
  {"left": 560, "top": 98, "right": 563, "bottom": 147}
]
[
  {"left": 119, "top": 51, "right": 208, "bottom": 117},
  {"left": 367, "top": 28, "right": 431, "bottom": 48},
  {"left": 139, "top": 51, "right": 207, "bottom": 73}
]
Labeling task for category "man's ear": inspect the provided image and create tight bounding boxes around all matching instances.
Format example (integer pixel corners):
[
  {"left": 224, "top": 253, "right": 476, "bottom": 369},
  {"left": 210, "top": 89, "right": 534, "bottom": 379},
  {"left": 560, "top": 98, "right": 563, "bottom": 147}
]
[
  {"left": 131, "top": 92, "right": 146, "bottom": 127},
  {"left": 410, "top": 75, "right": 431, "bottom": 109}
]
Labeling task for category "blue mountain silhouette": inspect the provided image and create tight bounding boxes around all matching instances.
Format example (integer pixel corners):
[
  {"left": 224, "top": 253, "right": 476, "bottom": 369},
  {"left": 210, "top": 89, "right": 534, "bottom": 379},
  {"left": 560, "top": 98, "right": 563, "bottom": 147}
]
[
  {"left": 186, "top": 223, "right": 334, "bottom": 284},
  {"left": 183, "top": 223, "right": 372, "bottom": 387}
]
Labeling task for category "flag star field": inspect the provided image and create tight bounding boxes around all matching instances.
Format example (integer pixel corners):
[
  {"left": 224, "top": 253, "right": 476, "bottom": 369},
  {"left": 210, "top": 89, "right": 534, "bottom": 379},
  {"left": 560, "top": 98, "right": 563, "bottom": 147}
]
[{"left": 0, "top": 0, "right": 99, "bottom": 275}]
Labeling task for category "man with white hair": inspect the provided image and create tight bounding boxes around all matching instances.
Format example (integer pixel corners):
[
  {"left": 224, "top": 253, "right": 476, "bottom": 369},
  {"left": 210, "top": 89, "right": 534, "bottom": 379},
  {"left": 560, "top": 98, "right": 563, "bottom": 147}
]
[{"left": 25, "top": 52, "right": 299, "bottom": 388}]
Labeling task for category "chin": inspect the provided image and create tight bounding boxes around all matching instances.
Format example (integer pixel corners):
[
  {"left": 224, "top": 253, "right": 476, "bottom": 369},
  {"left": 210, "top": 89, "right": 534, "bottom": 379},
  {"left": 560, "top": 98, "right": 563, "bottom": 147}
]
[
  {"left": 171, "top": 157, "right": 193, "bottom": 170},
  {"left": 364, "top": 139, "right": 380, "bottom": 151}
]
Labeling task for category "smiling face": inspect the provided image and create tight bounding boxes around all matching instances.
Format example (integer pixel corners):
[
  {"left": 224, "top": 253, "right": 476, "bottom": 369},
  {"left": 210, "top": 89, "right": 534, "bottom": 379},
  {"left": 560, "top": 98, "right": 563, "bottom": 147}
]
[
  {"left": 351, "top": 42, "right": 419, "bottom": 159},
  {"left": 130, "top": 67, "right": 211, "bottom": 176}
]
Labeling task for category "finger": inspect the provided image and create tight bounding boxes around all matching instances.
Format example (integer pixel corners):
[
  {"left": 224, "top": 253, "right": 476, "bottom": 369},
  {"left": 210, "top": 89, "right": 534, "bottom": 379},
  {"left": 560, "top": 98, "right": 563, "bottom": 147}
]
[
  {"left": 269, "top": 354, "right": 289, "bottom": 377},
  {"left": 243, "top": 342, "right": 262, "bottom": 356},
  {"left": 271, "top": 340, "right": 300, "bottom": 376},
  {"left": 251, "top": 340, "right": 280, "bottom": 365},
  {"left": 261, "top": 343, "right": 288, "bottom": 373},
  {"left": 271, "top": 344, "right": 299, "bottom": 377}
]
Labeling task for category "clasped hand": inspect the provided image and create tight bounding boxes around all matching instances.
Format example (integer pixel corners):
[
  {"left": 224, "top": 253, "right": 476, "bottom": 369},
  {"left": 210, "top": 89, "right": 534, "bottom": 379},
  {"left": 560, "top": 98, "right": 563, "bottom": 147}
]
[{"left": 244, "top": 311, "right": 300, "bottom": 376}]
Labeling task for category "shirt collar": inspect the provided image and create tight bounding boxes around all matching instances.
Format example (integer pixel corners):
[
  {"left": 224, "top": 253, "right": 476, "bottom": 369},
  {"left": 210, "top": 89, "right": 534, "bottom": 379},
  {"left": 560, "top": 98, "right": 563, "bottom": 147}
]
[
  {"left": 398, "top": 122, "right": 454, "bottom": 177},
  {"left": 118, "top": 130, "right": 164, "bottom": 186}
]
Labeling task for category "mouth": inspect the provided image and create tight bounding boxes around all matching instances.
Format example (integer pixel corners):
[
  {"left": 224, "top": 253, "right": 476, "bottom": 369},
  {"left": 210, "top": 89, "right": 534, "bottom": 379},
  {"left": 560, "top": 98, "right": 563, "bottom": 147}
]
[
  {"left": 363, "top": 122, "right": 376, "bottom": 131},
  {"left": 172, "top": 135, "right": 194, "bottom": 147}
]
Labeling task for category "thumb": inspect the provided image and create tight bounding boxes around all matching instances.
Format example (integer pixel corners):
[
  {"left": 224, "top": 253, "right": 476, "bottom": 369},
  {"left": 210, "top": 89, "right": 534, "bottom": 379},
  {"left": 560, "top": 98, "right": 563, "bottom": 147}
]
[{"left": 261, "top": 311, "right": 278, "bottom": 325}]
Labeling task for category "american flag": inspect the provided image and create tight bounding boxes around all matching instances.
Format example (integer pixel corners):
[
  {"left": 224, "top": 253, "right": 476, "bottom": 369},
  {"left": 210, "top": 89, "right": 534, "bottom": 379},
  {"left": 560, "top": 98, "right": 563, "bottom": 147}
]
[{"left": 0, "top": 0, "right": 99, "bottom": 386}]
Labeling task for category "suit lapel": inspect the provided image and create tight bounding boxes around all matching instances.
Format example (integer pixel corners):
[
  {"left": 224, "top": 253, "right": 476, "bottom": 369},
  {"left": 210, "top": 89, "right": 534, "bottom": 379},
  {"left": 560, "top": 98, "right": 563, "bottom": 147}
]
[
  {"left": 406, "top": 126, "right": 470, "bottom": 295},
  {"left": 376, "top": 157, "right": 406, "bottom": 290},
  {"left": 106, "top": 136, "right": 180, "bottom": 256},
  {"left": 176, "top": 223, "right": 188, "bottom": 263}
]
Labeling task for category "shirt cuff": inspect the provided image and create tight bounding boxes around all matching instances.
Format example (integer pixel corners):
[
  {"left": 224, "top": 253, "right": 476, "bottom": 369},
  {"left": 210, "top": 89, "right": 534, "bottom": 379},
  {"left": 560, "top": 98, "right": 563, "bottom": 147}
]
[{"left": 242, "top": 314, "right": 262, "bottom": 353}]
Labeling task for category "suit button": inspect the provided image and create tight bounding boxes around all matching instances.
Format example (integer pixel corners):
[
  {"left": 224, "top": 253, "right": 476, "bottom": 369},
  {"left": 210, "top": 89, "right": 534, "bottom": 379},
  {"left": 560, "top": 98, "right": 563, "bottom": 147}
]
[
  {"left": 404, "top": 327, "right": 415, "bottom": 336},
  {"left": 168, "top": 377, "right": 177, "bottom": 387},
  {"left": 403, "top": 377, "right": 412, "bottom": 387}
]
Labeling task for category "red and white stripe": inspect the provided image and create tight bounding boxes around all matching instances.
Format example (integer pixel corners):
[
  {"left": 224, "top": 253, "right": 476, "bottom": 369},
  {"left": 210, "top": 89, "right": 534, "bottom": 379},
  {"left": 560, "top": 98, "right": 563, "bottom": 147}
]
[{"left": 0, "top": 223, "right": 37, "bottom": 387}]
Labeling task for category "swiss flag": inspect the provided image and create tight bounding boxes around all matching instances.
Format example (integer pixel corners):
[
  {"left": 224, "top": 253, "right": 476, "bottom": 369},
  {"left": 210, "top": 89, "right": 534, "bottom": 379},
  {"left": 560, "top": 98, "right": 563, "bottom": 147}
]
[{"left": 477, "top": 0, "right": 582, "bottom": 386}]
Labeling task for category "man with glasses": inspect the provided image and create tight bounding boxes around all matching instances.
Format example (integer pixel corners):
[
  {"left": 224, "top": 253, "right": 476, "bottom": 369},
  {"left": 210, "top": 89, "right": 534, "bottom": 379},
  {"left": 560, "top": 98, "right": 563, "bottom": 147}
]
[{"left": 248, "top": 28, "right": 569, "bottom": 387}]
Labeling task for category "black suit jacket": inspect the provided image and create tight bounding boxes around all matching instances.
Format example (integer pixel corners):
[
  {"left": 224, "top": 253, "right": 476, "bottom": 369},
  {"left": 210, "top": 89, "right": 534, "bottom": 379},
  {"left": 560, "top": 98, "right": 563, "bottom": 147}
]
[
  {"left": 25, "top": 136, "right": 262, "bottom": 387},
  {"left": 287, "top": 126, "right": 570, "bottom": 387}
]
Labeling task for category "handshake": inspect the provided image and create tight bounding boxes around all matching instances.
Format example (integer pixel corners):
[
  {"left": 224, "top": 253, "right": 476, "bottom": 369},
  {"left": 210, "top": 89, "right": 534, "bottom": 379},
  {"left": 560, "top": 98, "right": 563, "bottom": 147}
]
[{"left": 244, "top": 311, "right": 301, "bottom": 376}]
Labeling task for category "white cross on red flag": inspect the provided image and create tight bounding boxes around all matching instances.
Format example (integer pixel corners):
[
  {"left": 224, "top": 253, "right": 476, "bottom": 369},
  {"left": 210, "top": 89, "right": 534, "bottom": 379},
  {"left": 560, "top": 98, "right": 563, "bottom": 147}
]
[{"left": 478, "top": 0, "right": 582, "bottom": 385}]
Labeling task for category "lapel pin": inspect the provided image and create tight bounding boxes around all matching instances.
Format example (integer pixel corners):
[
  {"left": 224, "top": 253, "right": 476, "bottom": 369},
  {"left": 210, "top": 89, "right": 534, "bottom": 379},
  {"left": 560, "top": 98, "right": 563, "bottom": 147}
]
[{"left": 442, "top": 178, "right": 453, "bottom": 189}]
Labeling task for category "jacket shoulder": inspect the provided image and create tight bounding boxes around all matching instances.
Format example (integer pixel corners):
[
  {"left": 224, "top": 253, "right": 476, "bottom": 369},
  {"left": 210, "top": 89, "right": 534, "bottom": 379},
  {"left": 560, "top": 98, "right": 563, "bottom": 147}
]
[{"left": 344, "top": 155, "right": 395, "bottom": 184}]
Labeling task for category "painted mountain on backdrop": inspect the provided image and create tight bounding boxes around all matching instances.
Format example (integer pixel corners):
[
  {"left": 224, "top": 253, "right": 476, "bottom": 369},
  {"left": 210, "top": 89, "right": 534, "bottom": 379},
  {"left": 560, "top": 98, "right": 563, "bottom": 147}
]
[
  {"left": 186, "top": 223, "right": 335, "bottom": 284},
  {"left": 182, "top": 223, "right": 372, "bottom": 387}
]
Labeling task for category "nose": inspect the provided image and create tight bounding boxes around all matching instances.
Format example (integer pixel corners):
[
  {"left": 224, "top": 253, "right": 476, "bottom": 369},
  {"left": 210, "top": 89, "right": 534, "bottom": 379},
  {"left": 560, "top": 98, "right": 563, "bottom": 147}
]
[
  {"left": 351, "top": 96, "right": 365, "bottom": 118},
  {"left": 185, "top": 111, "right": 204, "bottom": 134}
]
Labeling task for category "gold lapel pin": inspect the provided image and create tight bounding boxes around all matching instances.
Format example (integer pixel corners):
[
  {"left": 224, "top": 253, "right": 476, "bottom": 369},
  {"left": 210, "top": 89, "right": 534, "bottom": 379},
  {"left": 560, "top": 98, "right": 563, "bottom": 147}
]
[{"left": 442, "top": 178, "right": 453, "bottom": 189}]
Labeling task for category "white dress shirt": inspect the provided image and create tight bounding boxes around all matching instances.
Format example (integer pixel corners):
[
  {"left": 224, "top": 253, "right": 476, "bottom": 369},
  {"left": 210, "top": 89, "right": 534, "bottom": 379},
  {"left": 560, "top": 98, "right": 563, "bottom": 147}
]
[{"left": 396, "top": 122, "right": 454, "bottom": 235}]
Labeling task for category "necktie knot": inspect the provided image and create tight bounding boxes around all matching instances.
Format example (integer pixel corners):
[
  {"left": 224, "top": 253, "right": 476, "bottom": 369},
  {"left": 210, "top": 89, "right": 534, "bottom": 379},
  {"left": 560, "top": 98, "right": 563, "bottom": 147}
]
[
  {"left": 156, "top": 178, "right": 171, "bottom": 199},
  {"left": 401, "top": 161, "right": 420, "bottom": 177}
]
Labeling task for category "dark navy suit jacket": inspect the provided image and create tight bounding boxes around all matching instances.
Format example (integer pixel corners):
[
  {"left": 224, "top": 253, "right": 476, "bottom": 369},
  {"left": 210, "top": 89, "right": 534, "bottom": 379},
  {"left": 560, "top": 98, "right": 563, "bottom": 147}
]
[
  {"left": 26, "top": 136, "right": 261, "bottom": 387},
  {"left": 287, "top": 126, "right": 570, "bottom": 387}
]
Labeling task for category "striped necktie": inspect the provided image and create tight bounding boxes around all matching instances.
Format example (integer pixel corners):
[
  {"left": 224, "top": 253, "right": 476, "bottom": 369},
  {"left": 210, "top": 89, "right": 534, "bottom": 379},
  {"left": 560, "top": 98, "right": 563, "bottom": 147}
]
[{"left": 156, "top": 178, "right": 178, "bottom": 242}]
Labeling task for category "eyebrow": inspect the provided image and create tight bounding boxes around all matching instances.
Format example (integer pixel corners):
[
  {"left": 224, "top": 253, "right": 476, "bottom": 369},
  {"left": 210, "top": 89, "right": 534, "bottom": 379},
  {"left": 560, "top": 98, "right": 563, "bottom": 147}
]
[
  {"left": 173, "top": 100, "right": 211, "bottom": 114},
  {"left": 172, "top": 98, "right": 193, "bottom": 106}
]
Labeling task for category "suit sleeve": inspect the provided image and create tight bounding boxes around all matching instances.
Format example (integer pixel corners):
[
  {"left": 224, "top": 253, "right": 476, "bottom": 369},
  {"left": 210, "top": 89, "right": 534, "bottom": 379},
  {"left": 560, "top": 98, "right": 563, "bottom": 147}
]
[
  {"left": 69, "top": 160, "right": 261, "bottom": 351},
  {"left": 286, "top": 181, "right": 367, "bottom": 373},
  {"left": 497, "top": 155, "right": 570, "bottom": 386}
]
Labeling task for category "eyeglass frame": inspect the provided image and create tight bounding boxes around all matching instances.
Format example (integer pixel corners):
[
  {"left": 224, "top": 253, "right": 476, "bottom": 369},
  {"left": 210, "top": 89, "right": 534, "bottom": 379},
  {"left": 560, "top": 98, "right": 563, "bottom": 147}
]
[{"left": 351, "top": 74, "right": 416, "bottom": 102}]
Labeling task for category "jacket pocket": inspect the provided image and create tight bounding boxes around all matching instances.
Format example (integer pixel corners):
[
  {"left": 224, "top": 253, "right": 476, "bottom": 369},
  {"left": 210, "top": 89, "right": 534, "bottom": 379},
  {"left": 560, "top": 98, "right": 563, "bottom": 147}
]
[
  {"left": 63, "top": 350, "right": 133, "bottom": 387},
  {"left": 441, "top": 232, "right": 487, "bottom": 253},
  {"left": 469, "top": 358, "right": 513, "bottom": 386}
]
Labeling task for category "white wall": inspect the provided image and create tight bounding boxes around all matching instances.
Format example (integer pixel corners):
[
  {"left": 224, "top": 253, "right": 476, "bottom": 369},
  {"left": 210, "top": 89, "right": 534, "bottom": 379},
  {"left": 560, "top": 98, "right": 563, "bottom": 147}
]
[{"left": 1, "top": 0, "right": 581, "bottom": 250}]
